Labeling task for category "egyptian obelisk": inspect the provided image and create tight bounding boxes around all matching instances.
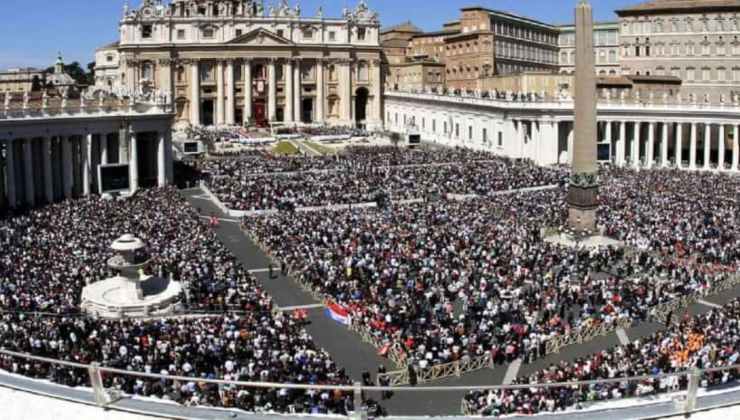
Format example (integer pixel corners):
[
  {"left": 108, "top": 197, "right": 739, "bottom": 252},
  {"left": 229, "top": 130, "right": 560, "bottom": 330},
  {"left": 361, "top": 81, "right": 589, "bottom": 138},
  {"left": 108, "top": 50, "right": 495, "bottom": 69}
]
[{"left": 567, "top": 0, "right": 599, "bottom": 233}]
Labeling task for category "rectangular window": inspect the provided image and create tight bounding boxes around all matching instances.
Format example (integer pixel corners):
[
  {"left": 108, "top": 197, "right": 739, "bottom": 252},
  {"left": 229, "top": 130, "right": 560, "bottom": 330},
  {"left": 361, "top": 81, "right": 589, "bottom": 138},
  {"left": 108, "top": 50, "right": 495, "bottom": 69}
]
[
  {"left": 177, "top": 29, "right": 185, "bottom": 40},
  {"left": 202, "top": 28, "right": 214, "bottom": 39},
  {"left": 455, "top": 123, "right": 459, "bottom": 138},
  {"left": 142, "top": 25, "right": 153, "bottom": 39},
  {"left": 432, "top": 120, "right": 436, "bottom": 133},
  {"left": 468, "top": 126, "right": 473, "bottom": 140},
  {"left": 302, "top": 29, "right": 313, "bottom": 40},
  {"left": 483, "top": 128, "right": 488, "bottom": 142},
  {"left": 236, "top": 29, "right": 243, "bottom": 37},
  {"left": 357, "top": 27, "right": 366, "bottom": 41},
  {"left": 329, "top": 31, "right": 336, "bottom": 41},
  {"left": 498, "top": 132, "right": 503, "bottom": 147},
  {"left": 277, "top": 29, "right": 285, "bottom": 38}
]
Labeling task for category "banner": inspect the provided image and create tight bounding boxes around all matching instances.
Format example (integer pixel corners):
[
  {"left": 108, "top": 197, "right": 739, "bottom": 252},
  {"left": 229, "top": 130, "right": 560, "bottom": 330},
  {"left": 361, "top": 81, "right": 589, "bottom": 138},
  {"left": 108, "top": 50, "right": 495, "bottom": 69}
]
[{"left": 325, "top": 302, "right": 350, "bottom": 326}]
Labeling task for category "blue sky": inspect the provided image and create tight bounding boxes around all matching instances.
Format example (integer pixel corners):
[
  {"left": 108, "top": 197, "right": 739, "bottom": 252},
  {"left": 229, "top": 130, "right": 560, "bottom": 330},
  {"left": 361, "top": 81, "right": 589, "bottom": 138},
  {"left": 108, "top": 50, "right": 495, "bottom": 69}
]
[{"left": 0, "top": 0, "right": 635, "bottom": 70}]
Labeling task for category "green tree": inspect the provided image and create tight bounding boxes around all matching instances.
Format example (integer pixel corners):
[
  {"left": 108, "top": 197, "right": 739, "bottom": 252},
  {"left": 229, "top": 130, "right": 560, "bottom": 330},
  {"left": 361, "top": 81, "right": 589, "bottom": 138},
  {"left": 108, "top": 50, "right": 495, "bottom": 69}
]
[{"left": 45, "top": 61, "right": 91, "bottom": 86}]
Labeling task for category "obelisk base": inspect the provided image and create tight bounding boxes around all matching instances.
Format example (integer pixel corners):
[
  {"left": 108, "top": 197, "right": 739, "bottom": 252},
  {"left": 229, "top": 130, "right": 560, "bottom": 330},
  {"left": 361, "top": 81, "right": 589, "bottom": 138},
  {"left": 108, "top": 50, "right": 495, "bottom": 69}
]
[{"left": 566, "top": 184, "right": 598, "bottom": 233}]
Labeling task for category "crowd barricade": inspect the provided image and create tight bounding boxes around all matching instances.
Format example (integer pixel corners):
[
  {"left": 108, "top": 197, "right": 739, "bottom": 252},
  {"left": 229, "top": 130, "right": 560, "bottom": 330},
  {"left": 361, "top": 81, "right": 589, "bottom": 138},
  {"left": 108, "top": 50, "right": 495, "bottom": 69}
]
[
  {"left": 546, "top": 316, "right": 633, "bottom": 355},
  {"left": 377, "top": 353, "right": 493, "bottom": 386}
]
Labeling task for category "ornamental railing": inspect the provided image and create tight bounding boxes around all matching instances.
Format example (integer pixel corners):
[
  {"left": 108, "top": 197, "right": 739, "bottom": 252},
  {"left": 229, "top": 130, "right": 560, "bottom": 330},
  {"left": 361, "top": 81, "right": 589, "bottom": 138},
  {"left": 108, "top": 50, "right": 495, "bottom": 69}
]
[{"left": 1, "top": 347, "right": 739, "bottom": 419}]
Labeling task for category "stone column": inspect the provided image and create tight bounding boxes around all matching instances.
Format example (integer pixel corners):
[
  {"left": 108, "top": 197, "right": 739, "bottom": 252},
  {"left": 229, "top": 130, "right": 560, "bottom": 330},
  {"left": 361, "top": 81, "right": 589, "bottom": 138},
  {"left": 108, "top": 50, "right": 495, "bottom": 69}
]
[
  {"left": 733, "top": 124, "right": 739, "bottom": 171},
  {"left": 703, "top": 123, "right": 712, "bottom": 170},
  {"left": 340, "top": 60, "right": 352, "bottom": 125},
  {"left": 100, "top": 135, "right": 108, "bottom": 165},
  {"left": 5, "top": 139, "right": 16, "bottom": 208},
  {"left": 675, "top": 123, "right": 683, "bottom": 168},
  {"left": 159, "top": 58, "right": 172, "bottom": 94},
  {"left": 22, "top": 139, "right": 34, "bottom": 207},
  {"left": 216, "top": 60, "right": 225, "bottom": 125},
  {"left": 285, "top": 59, "right": 294, "bottom": 123},
  {"left": 294, "top": 59, "right": 302, "bottom": 123},
  {"left": 158, "top": 131, "right": 167, "bottom": 187},
  {"left": 243, "top": 60, "right": 252, "bottom": 125},
  {"left": 164, "top": 130, "right": 174, "bottom": 182},
  {"left": 632, "top": 121, "right": 641, "bottom": 169},
  {"left": 718, "top": 124, "right": 726, "bottom": 171},
  {"left": 617, "top": 121, "right": 626, "bottom": 166},
  {"left": 62, "top": 136, "right": 73, "bottom": 199},
  {"left": 83, "top": 133, "right": 92, "bottom": 196},
  {"left": 119, "top": 127, "right": 129, "bottom": 164},
  {"left": 268, "top": 59, "right": 277, "bottom": 122},
  {"left": 371, "top": 59, "right": 382, "bottom": 126},
  {"left": 225, "top": 60, "right": 235, "bottom": 125},
  {"left": 316, "top": 59, "right": 325, "bottom": 122},
  {"left": 647, "top": 121, "right": 655, "bottom": 169},
  {"left": 661, "top": 122, "right": 669, "bottom": 167},
  {"left": 190, "top": 60, "right": 201, "bottom": 125},
  {"left": 689, "top": 123, "right": 698, "bottom": 170},
  {"left": 129, "top": 132, "right": 139, "bottom": 193},
  {"left": 43, "top": 137, "right": 53, "bottom": 203}
]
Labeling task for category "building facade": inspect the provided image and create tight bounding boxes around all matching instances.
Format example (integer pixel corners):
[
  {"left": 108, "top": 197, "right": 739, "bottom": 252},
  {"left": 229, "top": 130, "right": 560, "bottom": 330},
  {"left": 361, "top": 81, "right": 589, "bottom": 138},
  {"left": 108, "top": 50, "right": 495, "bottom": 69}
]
[
  {"left": 559, "top": 22, "right": 621, "bottom": 75},
  {"left": 100, "top": 0, "right": 383, "bottom": 129},
  {"left": 616, "top": 0, "right": 740, "bottom": 102},
  {"left": 0, "top": 68, "right": 45, "bottom": 94}
]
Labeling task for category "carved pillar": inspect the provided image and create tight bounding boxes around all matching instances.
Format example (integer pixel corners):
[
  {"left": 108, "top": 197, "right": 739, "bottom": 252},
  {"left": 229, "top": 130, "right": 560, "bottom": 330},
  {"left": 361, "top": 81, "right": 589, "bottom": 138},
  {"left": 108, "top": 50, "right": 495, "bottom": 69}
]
[
  {"left": 226, "top": 60, "right": 235, "bottom": 125},
  {"left": 703, "top": 123, "right": 712, "bottom": 170},
  {"left": 5, "top": 139, "right": 16, "bottom": 208},
  {"left": 190, "top": 60, "right": 201, "bottom": 125},
  {"left": 632, "top": 121, "right": 641, "bottom": 169},
  {"left": 617, "top": 121, "right": 626, "bottom": 167},
  {"left": 243, "top": 60, "right": 252, "bottom": 125},
  {"left": 690, "top": 122, "right": 698, "bottom": 170},
  {"left": 285, "top": 59, "right": 294, "bottom": 122},
  {"left": 718, "top": 124, "right": 726, "bottom": 170},
  {"left": 646, "top": 121, "right": 655, "bottom": 169},
  {"left": 294, "top": 58, "right": 302, "bottom": 123},
  {"left": 22, "top": 139, "right": 34, "bottom": 207},
  {"left": 733, "top": 124, "right": 739, "bottom": 172},
  {"left": 216, "top": 60, "right": 225, "bottom": 125},
  {"left": 83, "top": 133, "right": 92, "bottom": 196},
  {"left": 661, "top": 122, "right": 669, "bottom": 167},
  {"left": 268, "top": 59, "right": 277, "bottom": 121},
  {"left": 43, "top": 137, "right": 53, "bottom": 203},
  {"left": 340, "top": 59, "right": 352, "bottom": 124},
  {"left": 675, "top": 123, "right": 683, "bottom": 168},
  {"left": 316, "top": 59, "right": 325, "bottom": 122}
]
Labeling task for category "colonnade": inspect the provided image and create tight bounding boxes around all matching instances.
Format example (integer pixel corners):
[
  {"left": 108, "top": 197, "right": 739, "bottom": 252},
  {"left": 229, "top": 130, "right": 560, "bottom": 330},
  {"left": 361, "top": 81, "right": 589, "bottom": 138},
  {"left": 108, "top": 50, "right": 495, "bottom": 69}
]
[
  {"left": 184, "top": 57, "right": 380, "bottom": 127},
  {"left": 591, "top": 120, "right": 740, "bottom": 171},
  {"left": 1, "top": 129, "right": 173, "bottom": 209}
]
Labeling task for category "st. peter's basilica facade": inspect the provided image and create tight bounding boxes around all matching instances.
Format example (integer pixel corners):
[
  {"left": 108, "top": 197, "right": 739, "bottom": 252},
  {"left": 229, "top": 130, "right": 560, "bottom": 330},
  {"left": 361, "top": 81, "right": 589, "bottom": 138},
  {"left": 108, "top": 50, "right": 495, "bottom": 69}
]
[{"left": 96, "top": 0, "right": 383, "bottom": 129}]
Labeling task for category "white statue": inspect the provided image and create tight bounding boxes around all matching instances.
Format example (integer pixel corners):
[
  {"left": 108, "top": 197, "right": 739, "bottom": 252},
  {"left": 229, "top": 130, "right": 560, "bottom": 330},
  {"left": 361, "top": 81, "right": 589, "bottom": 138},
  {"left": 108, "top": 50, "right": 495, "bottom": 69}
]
[
  {"left": 80, "top": 90, "right": 86, "bottom": 108},
  {"left": 42, "top": 90, "right": 49, "bottom": 109},
  {"left": 3, "top": 92, "right": 11, "bottom": 110},
  {"left": 98, "top": 90, "right": 105, "bottom": 108},
  {"left": 22, "top": 91, "right": 29, "bottom": 109},
  {"left": 317, "top": 6, "right": 323, "bottom": 18}
]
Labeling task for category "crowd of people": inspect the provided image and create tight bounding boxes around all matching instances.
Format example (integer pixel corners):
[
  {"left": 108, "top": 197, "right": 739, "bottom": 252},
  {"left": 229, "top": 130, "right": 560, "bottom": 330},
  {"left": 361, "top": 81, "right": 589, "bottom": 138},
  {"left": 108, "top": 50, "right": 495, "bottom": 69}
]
[
  {"left": 243, "top": 167, "right": 739, "bottom": 373},
  {"left": 203, "top": 147, "right": 565, "bottom": 210},
  {"left": 464, "top": 298, "right": 740, "bottom": 416},
  {"left": 1, "top": 141, "right": 739, "bottom": 417},
  {"left": 0, "top": 188, "right": 353, "bottom": 414}
]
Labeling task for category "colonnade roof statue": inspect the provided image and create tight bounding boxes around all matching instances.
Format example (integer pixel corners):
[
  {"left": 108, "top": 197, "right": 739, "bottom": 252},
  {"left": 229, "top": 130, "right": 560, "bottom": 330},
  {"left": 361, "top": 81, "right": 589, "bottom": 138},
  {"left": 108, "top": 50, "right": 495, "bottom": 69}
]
[{"left": 567, "top": 0, "right": 599, "bottom": 234}]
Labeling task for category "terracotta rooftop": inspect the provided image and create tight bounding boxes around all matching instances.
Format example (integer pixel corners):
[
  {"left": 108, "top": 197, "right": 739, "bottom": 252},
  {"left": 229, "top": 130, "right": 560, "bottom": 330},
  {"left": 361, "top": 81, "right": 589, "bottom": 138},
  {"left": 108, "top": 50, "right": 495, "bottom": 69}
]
[
  {"left": 380, "top": 21, "right": 423, "bottom": 35},
  {"left": 616, "top": 0, "right": 740, "bottom": 15}
]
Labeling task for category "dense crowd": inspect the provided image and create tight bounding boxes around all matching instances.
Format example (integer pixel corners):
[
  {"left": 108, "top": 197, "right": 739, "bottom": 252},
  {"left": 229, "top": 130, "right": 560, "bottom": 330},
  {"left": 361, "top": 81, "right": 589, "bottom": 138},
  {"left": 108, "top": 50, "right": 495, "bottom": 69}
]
[
  {"left": 204, "top": 147, "right": 564, "bottom": 210},
  {"left": 464, "top": 298, "right": 740, "bottom": 416},
  {"left": 0, "top": 188, "right": 353, "bottom": 414},
  {"left": 243, "top": 168, "right": 739, "bottom": 372}
]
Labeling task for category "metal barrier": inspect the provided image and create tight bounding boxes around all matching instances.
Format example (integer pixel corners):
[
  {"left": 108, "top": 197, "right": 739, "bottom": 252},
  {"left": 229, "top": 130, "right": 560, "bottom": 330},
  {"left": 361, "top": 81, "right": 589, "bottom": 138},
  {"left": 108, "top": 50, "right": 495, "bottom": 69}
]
[
  {"left": 0, "top": 347, "right": 738, "bottom": 418},
  {"left": 377, "top": 353, "right": 493, "bottom": 386},
  {"left": 545, "top": 316, "right": 633, "bottom": 354}
]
